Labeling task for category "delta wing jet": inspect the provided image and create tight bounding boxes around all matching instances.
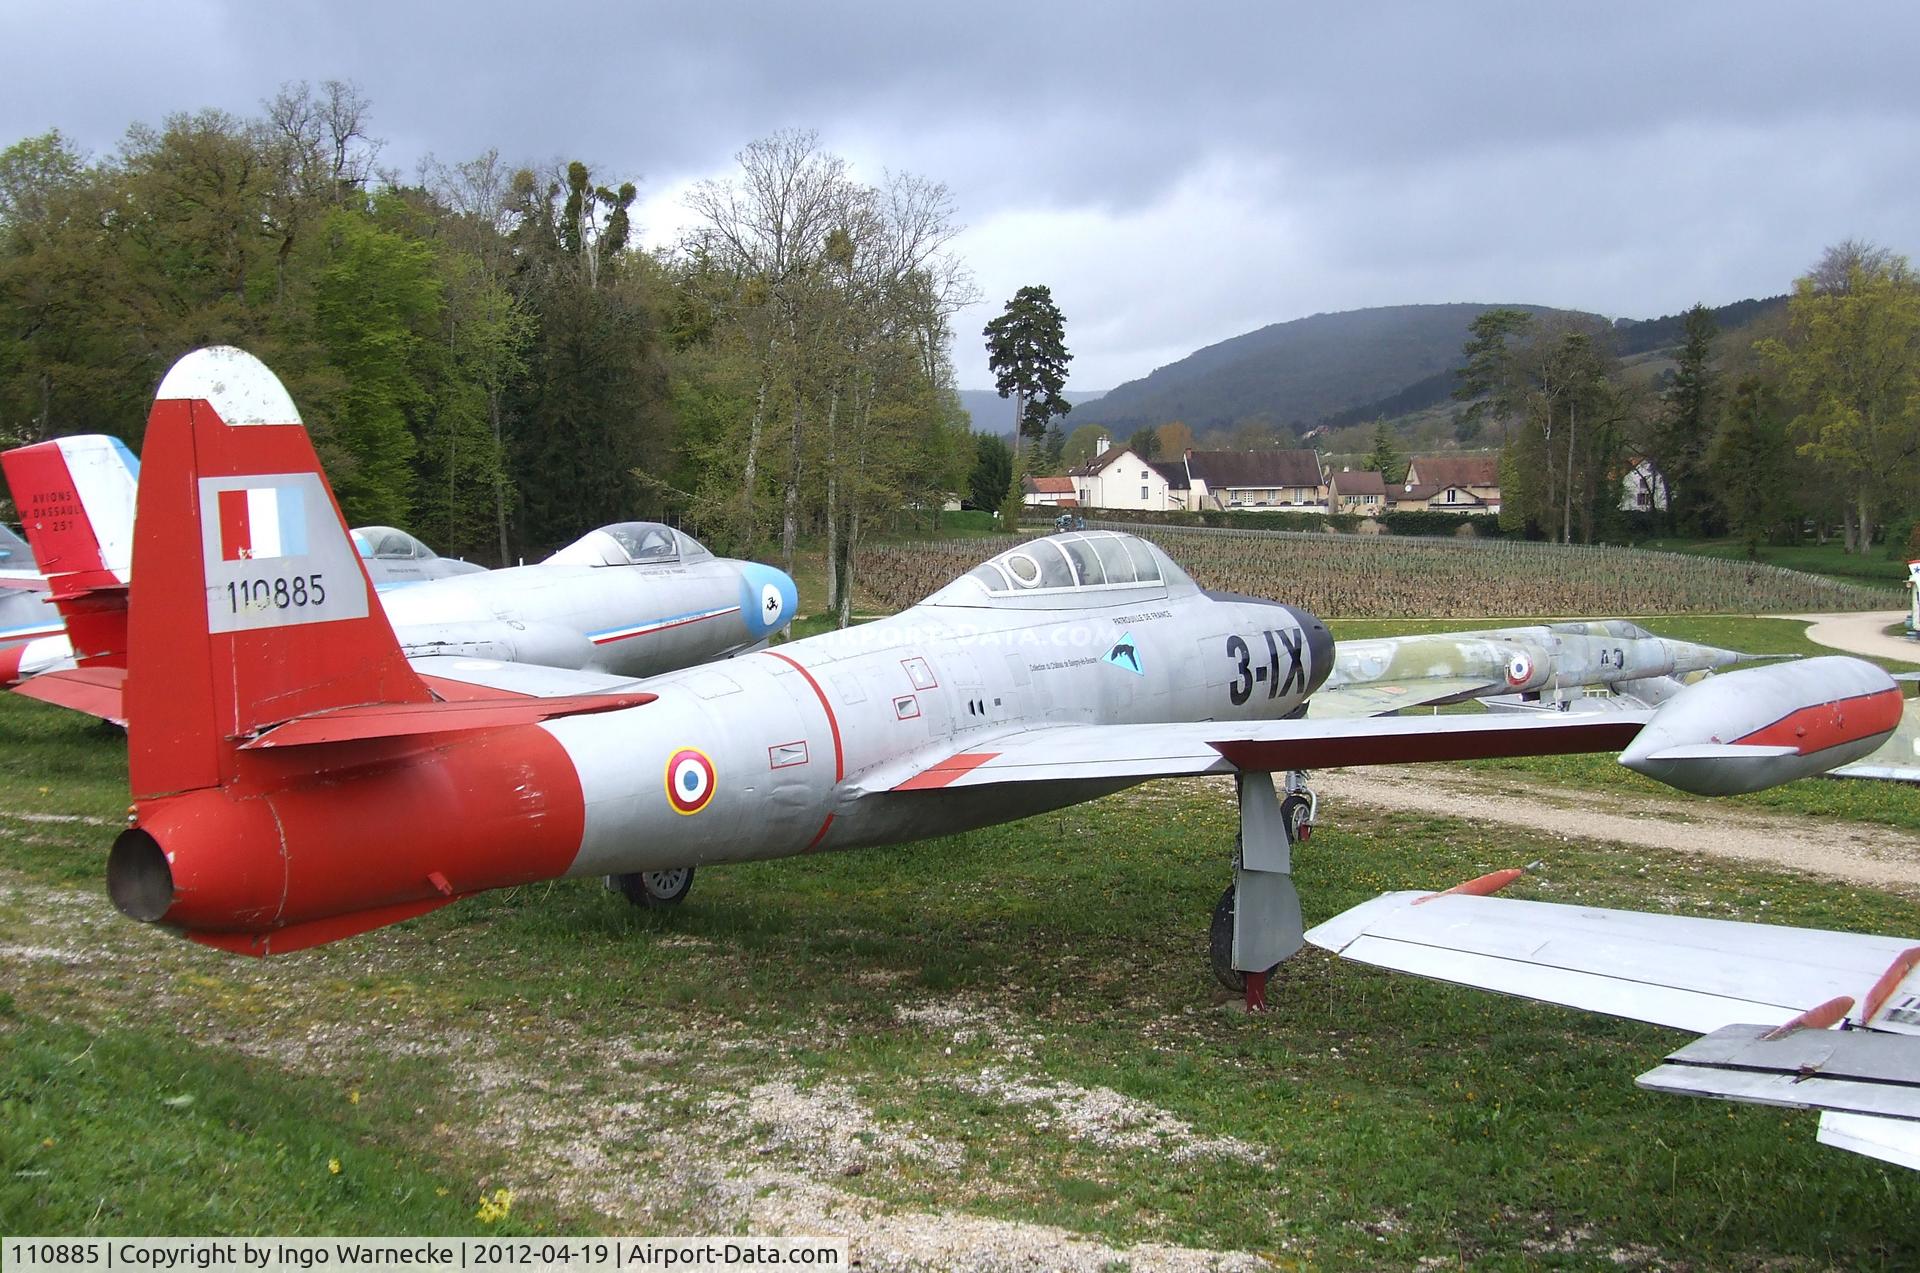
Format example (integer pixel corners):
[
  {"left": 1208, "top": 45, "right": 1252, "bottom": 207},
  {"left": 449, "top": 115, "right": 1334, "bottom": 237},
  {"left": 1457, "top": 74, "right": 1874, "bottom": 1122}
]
[{"left": 83, "top": 348, "right": 1903, "bottom": 1016}]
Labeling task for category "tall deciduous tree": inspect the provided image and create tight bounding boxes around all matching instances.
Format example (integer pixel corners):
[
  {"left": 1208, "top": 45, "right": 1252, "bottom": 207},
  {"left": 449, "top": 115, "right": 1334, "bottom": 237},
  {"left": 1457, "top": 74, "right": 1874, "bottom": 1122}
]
[
  {"left": 1762, "top": 242, "right": 1920, "bottom": 554},
  {"left": 983, "top": 284, "right": 1072, "bottom": 453}
]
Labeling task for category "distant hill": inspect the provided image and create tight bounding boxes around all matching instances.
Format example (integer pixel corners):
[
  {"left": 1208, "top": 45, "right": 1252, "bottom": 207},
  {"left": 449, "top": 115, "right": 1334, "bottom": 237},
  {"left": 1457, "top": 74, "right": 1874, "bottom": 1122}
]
[
  {"left": 1062, "top": 296, "right": 1791, "bottom": 443},
  {"left": 959, "top": 388, "right": 1108, "bottom": 438},
  {"left": 1067, "top": 304, "right": 1581, "bottom": 435}
]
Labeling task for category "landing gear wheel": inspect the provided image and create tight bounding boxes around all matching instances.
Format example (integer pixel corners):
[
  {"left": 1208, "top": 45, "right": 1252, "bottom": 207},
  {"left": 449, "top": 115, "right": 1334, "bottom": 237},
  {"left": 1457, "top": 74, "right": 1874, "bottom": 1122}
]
[
  {"left": 1209, "top": 886, "right": 1244, "bottom": 992},
  {"left": 611, "top": 867, "right": 695, "bottom": 908},
  {"left": 1210, "top": 884, "right": 1281, "bottom": 994},
  {"left": 1280, "top": 793, "right": 1311, "bottom": 844}
]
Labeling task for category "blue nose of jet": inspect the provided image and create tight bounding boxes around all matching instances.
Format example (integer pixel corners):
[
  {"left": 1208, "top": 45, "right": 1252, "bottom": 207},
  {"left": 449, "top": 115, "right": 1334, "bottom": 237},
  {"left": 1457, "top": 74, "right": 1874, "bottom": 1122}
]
[{"left": 739, "top": 562, "right": 800, "bottom": 638}]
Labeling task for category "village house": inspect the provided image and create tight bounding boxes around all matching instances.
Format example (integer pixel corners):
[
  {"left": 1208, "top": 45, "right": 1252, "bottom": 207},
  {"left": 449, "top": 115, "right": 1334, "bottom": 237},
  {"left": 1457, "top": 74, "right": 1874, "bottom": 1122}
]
[
  {"left": 1021, "top": 474, "right": 1079, "bottom": 508},
  {"left": 1183, "top": 449, "right": 1327, "bottom": 512},
  {"left": 1620, "top": 458, "right": 1669, "bottom": 512},
  {"left": 1067, "top": 439, "right": 1189, "bottom": 511},
  {"left": 1327, "top": 468, "right": 1388, "bottom": 515},
  {"left": 1395, "top": 453, "right": 1502, "bottom": 515}
]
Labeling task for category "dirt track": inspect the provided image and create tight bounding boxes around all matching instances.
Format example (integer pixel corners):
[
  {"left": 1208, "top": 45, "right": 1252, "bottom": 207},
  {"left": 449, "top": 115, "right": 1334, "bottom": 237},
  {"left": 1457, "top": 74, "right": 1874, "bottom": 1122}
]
[{"left": 1315, "top": 765, "right": 1920, "bottom": 892}]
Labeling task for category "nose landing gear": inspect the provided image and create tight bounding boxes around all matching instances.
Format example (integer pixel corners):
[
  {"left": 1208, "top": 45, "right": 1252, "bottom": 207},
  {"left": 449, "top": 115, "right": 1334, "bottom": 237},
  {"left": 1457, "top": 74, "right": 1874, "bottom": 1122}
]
[{"left": 1210, "top": 770, "right": 1315, "bottom": 1011}]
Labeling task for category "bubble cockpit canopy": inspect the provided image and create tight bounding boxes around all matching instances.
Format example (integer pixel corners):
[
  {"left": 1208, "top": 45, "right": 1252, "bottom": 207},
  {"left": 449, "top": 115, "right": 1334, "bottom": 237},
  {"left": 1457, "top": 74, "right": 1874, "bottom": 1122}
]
[
  {"left": 544, "top": 522, "right": 714, "bottom": 568},
  {"left": 924, "top": 531, "right": 1196, "bottom": 609},
  {"left": 351, "top": 526, "right": 441, "bottom": 561}
]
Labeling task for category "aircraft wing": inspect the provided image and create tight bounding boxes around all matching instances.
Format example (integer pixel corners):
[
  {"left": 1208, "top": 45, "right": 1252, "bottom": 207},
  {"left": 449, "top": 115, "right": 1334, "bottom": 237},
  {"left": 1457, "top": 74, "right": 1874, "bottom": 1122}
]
[
  {"left": 1304, "top": 890, "right": 1919, "bottom": 1034},
  {"left": 406, "top": 654, "right": 644, "bottom": 700},
  {"left": 1308, "top": 677, "right": 1499, "bottom": 719},
  {"left": 879, "top": 711, "right": 1649, "bottom": 793},
  {"left": 1305, "top": 889, "right": 1920, "bottom": 1170}
]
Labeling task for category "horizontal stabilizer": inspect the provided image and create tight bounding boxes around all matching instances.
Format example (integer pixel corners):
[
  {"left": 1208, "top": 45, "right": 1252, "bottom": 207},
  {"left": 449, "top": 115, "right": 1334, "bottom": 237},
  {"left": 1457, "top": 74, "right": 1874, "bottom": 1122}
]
[
  {"left": 1638, "top": 1024, "right": 1920, "bottom": 1122},
  {"left": 14, "top": 666, "right": 125, "bottom": 723},
  {"left": 242, "top": 691, "right": 655, "bottom": 749}
]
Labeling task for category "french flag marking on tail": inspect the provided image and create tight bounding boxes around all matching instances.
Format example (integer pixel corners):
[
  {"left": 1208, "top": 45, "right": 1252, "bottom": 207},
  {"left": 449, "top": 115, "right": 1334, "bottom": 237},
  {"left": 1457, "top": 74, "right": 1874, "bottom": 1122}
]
[{"left": 218, "top": 487, "right": 309, "bottom": 561}]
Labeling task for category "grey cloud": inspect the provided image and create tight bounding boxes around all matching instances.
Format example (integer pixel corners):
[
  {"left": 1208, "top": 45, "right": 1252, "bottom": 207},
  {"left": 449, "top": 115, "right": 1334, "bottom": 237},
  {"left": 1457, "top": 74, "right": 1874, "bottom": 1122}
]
[{"left": 4, "top": 1, "right": 1917, "bottom": 389}]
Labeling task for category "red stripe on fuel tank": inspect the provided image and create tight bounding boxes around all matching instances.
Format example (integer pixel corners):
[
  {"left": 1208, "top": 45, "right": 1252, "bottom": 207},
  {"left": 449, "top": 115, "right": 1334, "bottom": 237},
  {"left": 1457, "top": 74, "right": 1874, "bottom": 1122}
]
[
  {"left": 1734, "top": 687, "right": 1904, "bottom": 755},
  {"left": 763, "top": 650, "right": 844, "bottom": 780}
]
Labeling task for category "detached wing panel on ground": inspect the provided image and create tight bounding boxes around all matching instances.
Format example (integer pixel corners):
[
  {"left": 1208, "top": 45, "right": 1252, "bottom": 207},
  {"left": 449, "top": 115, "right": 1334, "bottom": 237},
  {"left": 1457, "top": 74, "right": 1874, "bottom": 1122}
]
[{"left": 1306, "top": 889, "right": 1920, "bottom": 1170}]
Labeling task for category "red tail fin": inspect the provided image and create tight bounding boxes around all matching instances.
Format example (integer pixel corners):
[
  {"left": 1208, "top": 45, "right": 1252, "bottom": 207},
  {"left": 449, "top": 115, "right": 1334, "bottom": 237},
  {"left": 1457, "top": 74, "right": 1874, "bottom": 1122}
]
[
  {"left": 1, "top": 434, "right": 140, "bottom": 666},
  {"left": 127, "top": 347, "right": 429, "bottom": 798}
]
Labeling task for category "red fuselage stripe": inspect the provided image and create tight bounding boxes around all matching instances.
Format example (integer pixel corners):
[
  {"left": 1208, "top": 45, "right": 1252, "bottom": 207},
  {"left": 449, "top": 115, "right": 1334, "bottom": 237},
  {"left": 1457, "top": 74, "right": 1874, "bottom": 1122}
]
[
  {"left": 764, "top": 650, "right": 844, "bottom": 780},
  {"left": 763, "top": 649, "right": 844, "bottom": 854},
  {"left": 1734, "top": 687, "right": 1904, "bottom": 754}
]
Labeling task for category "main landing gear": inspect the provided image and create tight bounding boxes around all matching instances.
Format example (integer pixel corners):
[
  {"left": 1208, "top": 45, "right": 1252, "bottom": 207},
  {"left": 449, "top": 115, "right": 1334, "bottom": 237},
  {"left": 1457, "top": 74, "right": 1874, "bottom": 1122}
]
[
  {"left": 607, "top": 867, "right": 695, "bottom": 907},
  {"left": 1209, "top": 770, "right": 1315, "bottom": 1012}
]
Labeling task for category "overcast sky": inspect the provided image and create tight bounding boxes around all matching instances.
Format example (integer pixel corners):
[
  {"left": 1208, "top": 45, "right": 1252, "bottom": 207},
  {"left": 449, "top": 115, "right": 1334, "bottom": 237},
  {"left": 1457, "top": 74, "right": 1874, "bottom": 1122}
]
[{"left": 5, "top": 3, "right": 1915, "bottom": 391}]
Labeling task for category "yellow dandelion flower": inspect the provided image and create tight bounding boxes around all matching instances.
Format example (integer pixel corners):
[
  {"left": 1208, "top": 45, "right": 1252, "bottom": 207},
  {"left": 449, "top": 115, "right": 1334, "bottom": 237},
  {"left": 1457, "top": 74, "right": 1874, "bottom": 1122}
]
[
  {"left": 328, "top": 1158, "right": 341, "bottom": 1175},
  {"left": 349, "top": 1090, "right": 361, "bottom": 1105},
  {"left": 475, "top": 1188, "right": 514, "bottom": 1224}
]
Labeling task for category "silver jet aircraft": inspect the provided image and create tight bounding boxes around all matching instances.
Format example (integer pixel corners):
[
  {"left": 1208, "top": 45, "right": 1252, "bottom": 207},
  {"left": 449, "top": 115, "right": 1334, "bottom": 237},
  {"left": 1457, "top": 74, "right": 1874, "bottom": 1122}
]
[
  {"left": 350, "top": 525, "right": 487, "bottom": 583},
  {"left": 88, "top": 348, "right": 1903, "bottom": 1017},
  {"left": 379, "top": 519, "right": 797, "bottom": 681},
  {"left": 1, "top": 422, "right": 798, "bottom": 697}
]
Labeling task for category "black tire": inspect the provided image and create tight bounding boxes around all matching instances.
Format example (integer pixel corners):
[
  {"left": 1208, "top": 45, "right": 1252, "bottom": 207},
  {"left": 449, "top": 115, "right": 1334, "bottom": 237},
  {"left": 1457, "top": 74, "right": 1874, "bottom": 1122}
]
[
  {"left": 1280, "top": 794, "right": 1311, "bottom": 844},
  {"left": 612, "top": 867, "right": 695, "bottom": 908},
  {"left": 1209, "top": 886, "right": 1244, "bottom": 992}
]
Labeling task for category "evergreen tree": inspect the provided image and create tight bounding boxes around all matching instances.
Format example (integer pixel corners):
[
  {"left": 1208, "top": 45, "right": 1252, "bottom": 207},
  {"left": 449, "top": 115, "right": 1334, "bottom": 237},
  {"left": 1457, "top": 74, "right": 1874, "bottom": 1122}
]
[
  {"left": 1710, "top": 377, "right": 1793, "bottom": 559},
  {"left": 1654, "top": 303, "right": 1719, "bottom": 534},
  {"left": 1363, "top": 419, "right": 1404, "bottom": 483},
  {"left": 1127, "top": 426, "right": 1162, "bottom": 459},
  {"left": 983, "top": 284, "right": 1072, "bottom": 453},
  {"left": 1453, "top": 308, "right": 1533, "bottom": 441},
  {"left": 969, "top": 432, "right": 1013, "bottom": 510}
]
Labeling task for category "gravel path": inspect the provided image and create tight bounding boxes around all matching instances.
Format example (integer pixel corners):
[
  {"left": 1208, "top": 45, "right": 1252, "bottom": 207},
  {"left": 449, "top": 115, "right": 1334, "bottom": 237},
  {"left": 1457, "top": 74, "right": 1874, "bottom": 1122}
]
[
  {"left": 1777, "top": 610, "right": 1920, "bottom": 664},
  {"left": 1316, "top": 766, "right": 1920, "bottom": 892}
]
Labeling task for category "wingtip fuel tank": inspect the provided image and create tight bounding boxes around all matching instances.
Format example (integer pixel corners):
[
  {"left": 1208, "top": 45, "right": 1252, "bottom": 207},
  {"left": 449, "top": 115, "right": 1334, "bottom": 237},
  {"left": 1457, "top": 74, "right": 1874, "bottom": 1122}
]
[{"left": 1620, "top": 656, "right": 1902, "bottom": 795}]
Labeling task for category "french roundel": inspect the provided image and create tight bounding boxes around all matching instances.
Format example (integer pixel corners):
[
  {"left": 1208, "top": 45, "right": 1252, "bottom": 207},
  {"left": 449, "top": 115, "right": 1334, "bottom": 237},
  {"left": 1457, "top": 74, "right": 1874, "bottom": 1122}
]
[
  {"left": 1505, "top": 652, "right": 1533, "bottom": 687},
  {"left": 665, "top": 747, "right": 716, "bottom": 815},
  {"left": 760, "top": 582, "right": 786, "bottom": 625}
]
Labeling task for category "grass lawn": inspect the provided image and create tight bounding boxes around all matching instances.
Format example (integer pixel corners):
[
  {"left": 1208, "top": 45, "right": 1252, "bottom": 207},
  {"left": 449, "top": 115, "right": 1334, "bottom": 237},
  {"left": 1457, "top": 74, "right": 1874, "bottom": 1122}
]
[
  {"left": 1638, "top": 537, "right": 1914, "bottom": 590},
  {"left": 3, "top": 640, "right": 1919, "bottom": 1264}
]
